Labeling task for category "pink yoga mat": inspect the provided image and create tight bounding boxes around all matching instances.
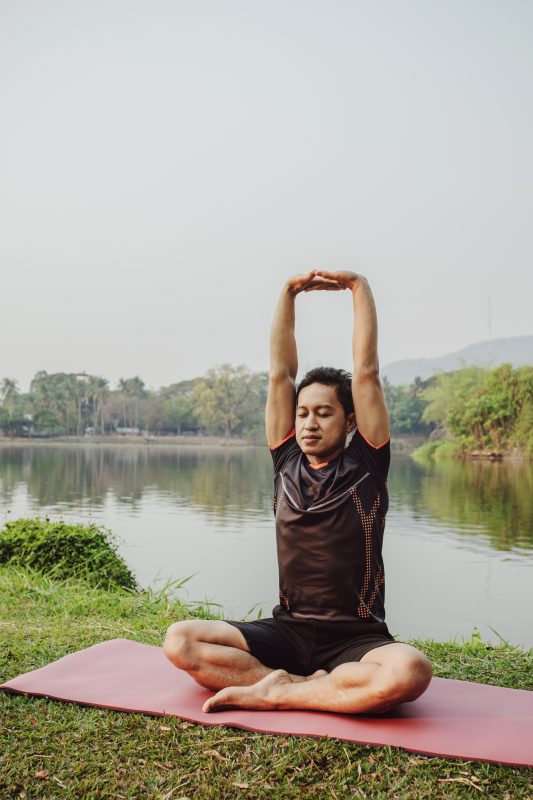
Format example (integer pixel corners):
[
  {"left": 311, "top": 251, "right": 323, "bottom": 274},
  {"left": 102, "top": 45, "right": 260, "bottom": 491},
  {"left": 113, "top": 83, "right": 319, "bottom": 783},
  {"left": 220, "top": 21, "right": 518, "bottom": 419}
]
[{"left": 2, "top": 638, "right": 532, "bottom": 767}]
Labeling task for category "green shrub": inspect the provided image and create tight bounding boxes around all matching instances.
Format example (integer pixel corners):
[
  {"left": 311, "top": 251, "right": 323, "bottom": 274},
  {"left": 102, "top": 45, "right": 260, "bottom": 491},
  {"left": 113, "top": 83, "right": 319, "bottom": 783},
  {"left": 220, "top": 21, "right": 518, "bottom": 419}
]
[
  {"left": 0, "top": 518, "right": 138, "bottom": 591},
  {"left": 411, "top": 441, "right": 440, "bottom": 461},
  {"left": 412, "top": 439, "right": 464, "bottom": 461},
  {"left": 432, "top": 440, "right": 464, "bottom": 460},
  {"left": 510, "top": 401, "right": 533, "bottom": 458}
]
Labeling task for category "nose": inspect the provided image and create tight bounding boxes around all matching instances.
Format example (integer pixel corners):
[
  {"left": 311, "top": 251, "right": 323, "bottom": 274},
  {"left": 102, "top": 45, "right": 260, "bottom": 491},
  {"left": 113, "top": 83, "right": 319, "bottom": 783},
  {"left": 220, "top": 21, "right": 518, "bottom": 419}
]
[{"left": 304, "top": 415, "right": 319, "bottom": 430}]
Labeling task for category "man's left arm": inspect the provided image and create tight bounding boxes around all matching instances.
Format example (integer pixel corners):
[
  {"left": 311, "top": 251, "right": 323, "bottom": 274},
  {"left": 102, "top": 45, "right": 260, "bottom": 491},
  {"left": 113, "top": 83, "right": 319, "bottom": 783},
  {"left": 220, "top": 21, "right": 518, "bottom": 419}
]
[{"left": 314, "top": 270, "right": 389, "bottom": 447}]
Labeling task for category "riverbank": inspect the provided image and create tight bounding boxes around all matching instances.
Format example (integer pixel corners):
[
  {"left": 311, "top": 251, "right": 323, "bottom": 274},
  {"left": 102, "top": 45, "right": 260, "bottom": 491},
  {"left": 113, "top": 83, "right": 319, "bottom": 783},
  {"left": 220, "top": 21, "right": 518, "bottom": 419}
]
[
  {"left": 0, "top": 433, "right": 426, "bottom": 455},
  {"left": 2, "top": 564, "right": 532, "bottom": 798},
  {"left": 412, "top": 439, "right": 532, "bottom": 462},
  {"left": 0, "top": 433, "right": 252, "bottom": 447}
]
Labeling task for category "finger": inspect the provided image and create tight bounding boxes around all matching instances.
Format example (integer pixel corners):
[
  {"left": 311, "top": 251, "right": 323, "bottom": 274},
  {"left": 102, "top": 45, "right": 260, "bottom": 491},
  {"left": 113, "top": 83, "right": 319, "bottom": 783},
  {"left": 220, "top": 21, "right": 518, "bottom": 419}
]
[
  {"left": 314, "top": 274, "right": 349, "bottom": 288},
  {"left": 310, "top": 275, "right": 340, "bottom": 286},
  {"left": 314, "top": 270, "right": 343, "bottom": 282},
  {"left": 291, "top": 269, "right": 316, "bottom": 284},
  {"left": 304, "top": 280, "right": 339, "bottom": 289},
  {"left": 294, "top": 271, "right": 320, "bottom": 289},
  {"left": 314, "top": 270, "right": 336, "bottom": 278},
  {"left": 299, "top": 276, "right": 334, "bottom": 290},
  {"left": 304, "top": 283, "right": 345, "bottom": 291}
]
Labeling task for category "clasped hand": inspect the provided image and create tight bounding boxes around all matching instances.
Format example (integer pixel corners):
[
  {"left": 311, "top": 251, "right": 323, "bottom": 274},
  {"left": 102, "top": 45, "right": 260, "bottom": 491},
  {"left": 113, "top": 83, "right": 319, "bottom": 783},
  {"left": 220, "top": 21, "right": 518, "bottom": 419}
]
[{"left": 287, "top": 270, "right": 361, "bottom": 296}]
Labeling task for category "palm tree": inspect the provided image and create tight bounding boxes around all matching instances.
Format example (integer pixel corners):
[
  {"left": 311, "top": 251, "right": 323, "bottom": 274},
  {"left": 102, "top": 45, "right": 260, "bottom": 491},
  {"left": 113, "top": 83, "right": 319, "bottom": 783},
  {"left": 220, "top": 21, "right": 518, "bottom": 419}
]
[
  {"left": 118, "top": 377, "right": 146, "bottom": 429},
  {"left": 88, "top": 376, "right": 109, "bottom": 434},
  {"left": 1, "top": 378, "right": 19, "bottom": 417}
]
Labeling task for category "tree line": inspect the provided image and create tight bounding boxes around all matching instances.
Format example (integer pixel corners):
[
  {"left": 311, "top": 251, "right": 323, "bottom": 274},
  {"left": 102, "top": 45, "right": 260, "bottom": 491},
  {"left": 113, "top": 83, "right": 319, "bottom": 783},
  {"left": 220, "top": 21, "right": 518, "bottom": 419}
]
[
  {"left": 0, "top": 366, "right": 267, "bottom": 439},
  {"left": 383, "top": 364, "right": 532, "bottom": 457},
  {"left": 1, "top": 364, "right": 531, "bottom": 455}
]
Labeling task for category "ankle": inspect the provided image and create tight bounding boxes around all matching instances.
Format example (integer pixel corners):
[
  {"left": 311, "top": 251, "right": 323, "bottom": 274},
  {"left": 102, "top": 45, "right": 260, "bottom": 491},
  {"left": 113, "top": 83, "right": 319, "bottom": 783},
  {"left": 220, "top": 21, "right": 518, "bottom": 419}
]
[{"left": 263, "top": 670, "right": 293, "bottom": 707}]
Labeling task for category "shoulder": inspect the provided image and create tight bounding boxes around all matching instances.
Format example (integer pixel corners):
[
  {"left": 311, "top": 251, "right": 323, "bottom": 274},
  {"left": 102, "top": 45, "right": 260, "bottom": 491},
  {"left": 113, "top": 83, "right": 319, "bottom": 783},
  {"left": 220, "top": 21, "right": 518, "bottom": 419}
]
[
  {"left": 345, "top": 427, "right": 391, "bottom": 481},
  {"left": 268, "top": 429, "right": 301, "bottom": 474}
]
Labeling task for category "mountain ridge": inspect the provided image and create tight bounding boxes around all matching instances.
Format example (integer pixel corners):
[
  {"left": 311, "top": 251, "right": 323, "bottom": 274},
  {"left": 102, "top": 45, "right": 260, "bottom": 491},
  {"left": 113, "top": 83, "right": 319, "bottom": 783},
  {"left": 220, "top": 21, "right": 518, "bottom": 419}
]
[{"left": 382, "top": 335, "right": 533, "bottom": 385}]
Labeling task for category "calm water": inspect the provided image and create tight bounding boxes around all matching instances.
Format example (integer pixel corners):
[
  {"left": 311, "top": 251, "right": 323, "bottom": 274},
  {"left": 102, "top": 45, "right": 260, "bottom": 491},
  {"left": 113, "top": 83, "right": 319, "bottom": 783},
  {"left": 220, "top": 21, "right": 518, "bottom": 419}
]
[{"left": 1, "top": 443, "right": 532, "bottom": 648}]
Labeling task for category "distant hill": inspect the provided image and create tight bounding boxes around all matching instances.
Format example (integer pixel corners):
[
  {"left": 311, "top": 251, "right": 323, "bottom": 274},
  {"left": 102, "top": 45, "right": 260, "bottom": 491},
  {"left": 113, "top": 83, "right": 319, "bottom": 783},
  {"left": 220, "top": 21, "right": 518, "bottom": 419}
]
[{"left": 382, "top": 335, "right": 533, "bottom": 386}]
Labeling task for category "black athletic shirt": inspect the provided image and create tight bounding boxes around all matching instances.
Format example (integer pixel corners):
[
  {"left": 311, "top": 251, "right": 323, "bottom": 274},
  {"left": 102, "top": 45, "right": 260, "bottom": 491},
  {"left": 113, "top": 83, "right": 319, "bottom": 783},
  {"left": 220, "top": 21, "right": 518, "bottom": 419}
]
[{"left": 270, "top": 428, "right": 390, "bottom": 622}]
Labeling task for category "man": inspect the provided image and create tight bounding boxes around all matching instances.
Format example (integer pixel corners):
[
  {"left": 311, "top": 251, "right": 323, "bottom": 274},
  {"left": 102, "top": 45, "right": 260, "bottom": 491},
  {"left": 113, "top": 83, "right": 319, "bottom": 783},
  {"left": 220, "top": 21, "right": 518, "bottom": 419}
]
[{"left": 163, "top": 269, "right": 432, "bottom": 714}]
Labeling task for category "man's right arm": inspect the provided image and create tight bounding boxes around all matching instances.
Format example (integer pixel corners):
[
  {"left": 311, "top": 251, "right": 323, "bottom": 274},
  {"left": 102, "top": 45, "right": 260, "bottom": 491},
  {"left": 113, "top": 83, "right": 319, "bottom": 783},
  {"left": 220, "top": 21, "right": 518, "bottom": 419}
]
[
  {"left": 265, "top": 282, "right": 299, "bottom": 448},
  {"left": 265, "top": 271, "right": 341, "bottom": 447}
]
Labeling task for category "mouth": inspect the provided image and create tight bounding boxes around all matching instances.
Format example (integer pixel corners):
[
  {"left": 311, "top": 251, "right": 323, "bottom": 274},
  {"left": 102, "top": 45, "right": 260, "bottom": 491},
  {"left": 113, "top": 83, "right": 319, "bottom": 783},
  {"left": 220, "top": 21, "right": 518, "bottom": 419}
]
[{"left": 302, "top": 436, "right": 321, "bottom": 443}]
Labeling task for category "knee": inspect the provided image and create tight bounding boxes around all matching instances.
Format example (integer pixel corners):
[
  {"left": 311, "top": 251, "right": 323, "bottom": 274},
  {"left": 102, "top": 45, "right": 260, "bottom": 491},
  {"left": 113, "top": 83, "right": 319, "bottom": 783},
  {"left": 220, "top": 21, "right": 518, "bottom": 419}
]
[
  {"left": 406, "top": 652, "right": 433, "bottom": 699},
  {"left": 163, "top": 620, "right": 199, "bottom": 670},
  {"left": 376, "top": 652, "right": 432, "bottom": 707}
]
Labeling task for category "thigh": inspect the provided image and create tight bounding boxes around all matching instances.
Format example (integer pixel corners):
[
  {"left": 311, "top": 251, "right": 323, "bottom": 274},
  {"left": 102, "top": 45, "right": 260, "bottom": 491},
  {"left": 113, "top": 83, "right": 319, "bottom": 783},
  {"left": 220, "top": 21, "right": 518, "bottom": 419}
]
[
  {"left": 360, "top": 641, "right": 427, "bottom": 668},
  {"left": 166, "top": 619, "right": 251, "bottom": 651},
  {"left": 313, "top": 621, "right": 394, "bottom": 672},
  {"left": 316, "top": 626, "right": 396, "bottom": 672}
]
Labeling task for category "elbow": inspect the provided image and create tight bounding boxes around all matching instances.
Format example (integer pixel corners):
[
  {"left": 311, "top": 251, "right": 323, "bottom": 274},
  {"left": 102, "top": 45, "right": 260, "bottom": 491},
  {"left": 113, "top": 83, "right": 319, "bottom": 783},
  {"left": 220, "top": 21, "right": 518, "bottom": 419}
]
[
  {"left": 353, "top": 367, "right": 380, "bottom": 385},
  {"left": 268, "top": 371, "right": 296, "bottom": 386}
]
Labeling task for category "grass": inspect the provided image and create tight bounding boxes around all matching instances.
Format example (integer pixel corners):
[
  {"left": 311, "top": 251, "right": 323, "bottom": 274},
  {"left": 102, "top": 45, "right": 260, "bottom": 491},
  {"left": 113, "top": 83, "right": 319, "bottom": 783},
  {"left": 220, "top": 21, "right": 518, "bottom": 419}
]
[
  {"left": 0, "top": 518, "right": 137, "bottom": 591},
  {"left": 1, "top": 565, "right": 532, "bottom": 799}
]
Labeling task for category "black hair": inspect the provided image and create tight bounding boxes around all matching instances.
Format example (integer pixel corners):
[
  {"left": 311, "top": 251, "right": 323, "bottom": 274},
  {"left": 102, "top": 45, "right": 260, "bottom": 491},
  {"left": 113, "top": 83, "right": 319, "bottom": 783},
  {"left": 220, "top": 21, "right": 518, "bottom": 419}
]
[{"left": 296, "top": 367, "right": 354, "bottom": 416}]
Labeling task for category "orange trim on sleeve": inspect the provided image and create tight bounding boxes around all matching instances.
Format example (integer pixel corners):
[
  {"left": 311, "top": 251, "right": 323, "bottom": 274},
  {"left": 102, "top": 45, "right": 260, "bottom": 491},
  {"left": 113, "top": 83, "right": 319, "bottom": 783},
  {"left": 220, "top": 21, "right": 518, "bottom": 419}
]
[
  {"left": 358, "top": 429, "right": 390, "bottom": 449},
  {"left": 268, "top": 428, "right": 296, "bottom": 451}
]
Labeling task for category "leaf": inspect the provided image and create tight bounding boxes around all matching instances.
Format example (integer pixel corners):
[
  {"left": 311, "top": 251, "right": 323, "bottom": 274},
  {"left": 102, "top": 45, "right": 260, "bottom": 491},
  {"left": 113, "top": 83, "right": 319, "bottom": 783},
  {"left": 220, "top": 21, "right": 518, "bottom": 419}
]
[
  {"left": 35, "top": 770, "right": 49, "bottom": 779},
  {"left": 204, "top": 749, "right": 230, "bottom": 763},
  {"left": 439, "top": 778, "right": 483, "bottom": 792}
]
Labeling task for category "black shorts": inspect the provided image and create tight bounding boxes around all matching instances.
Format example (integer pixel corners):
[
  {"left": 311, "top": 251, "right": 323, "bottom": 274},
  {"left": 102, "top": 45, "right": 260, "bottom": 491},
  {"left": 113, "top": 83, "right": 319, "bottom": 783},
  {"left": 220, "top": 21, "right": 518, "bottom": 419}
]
[{"left": 226, "top": 605, "right": 395, "bottom": 675}]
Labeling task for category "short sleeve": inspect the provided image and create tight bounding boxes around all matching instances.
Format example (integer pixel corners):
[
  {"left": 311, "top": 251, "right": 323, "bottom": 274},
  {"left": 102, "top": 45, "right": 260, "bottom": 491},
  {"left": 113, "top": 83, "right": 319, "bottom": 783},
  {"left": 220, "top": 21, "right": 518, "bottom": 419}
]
[
  {"left": 346, "top": 428, "right": 390, "bottom": 481},
  {"left": 269, "top": 429, "right": 301, "bottom": 475}
]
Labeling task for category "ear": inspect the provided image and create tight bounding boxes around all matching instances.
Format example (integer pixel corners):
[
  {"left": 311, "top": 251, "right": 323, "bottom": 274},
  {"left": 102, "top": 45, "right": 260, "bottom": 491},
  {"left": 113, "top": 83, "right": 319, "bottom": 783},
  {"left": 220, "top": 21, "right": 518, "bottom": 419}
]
[{"left": 346, "top": 411, "right": 356, "bottom": 432}]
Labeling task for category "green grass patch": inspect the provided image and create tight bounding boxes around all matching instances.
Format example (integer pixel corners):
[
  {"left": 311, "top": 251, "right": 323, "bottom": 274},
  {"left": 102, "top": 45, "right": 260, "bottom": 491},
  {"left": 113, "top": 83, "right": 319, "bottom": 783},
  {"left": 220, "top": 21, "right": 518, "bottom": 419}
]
[
  {"left": 412, "top": 440, "right": 464, "bottom": 461},
  {"left": 1, "top": 566, "right": 532, "bottom": 799},
  {"left": 0, "top": 518, "right": 138, "bottom": 591}
]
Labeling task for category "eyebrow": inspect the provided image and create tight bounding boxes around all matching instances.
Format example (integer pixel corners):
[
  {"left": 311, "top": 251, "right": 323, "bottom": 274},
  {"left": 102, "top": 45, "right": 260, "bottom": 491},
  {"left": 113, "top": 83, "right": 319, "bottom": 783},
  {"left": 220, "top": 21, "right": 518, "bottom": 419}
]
[{"left": 296, "top": 403, "right": 336, "bottom": 410}]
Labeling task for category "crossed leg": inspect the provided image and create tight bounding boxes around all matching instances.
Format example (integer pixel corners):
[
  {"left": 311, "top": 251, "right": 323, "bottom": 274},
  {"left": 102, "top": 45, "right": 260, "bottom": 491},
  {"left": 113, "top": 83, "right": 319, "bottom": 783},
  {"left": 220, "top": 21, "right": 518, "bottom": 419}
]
[
  {"left": 163, "top": 619, "right": 325, "bottom": 691},
  {"left": 163, "top": 619, "right": 432, "bottom": 714}
]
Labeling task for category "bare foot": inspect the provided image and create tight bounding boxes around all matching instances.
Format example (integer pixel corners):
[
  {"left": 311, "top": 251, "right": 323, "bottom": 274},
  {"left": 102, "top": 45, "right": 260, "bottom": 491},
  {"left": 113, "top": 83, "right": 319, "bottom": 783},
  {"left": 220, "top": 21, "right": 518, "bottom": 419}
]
[
  {"left": 287, "top": 669, "right": 327, "bottom": 683},
  {"left": 202, "top": 669, "right": 294, "bottom": 713},
  {"left": 307, "top": 669, "right": 328, "bottom": 681}
]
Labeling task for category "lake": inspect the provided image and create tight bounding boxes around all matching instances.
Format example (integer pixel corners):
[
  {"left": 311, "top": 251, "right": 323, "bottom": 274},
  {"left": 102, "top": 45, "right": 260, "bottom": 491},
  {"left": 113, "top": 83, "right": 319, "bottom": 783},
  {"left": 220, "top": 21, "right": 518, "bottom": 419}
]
[{"left": 0, "top": 442, "right": 532, "bottom": 648}]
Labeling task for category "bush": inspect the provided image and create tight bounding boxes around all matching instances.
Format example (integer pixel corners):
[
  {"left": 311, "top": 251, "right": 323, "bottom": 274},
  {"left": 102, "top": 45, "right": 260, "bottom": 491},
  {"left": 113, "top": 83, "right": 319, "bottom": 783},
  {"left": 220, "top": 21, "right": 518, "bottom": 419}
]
[
  {"left": 411, "top": 441, "right": 440, "bottom": 461},
  {"left": 0, "top": 518, "right": 138, "bottom": 591},
  {"left": 412, "top": 439, "right": 464, "bottom": 461}
]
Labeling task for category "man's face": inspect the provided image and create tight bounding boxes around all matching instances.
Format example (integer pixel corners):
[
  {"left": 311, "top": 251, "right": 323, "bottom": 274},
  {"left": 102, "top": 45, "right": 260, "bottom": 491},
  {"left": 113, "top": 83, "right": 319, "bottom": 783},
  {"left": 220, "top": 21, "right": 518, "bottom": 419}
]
[{"left": 295, "top": 383, "right": 355, "bottom": 462}]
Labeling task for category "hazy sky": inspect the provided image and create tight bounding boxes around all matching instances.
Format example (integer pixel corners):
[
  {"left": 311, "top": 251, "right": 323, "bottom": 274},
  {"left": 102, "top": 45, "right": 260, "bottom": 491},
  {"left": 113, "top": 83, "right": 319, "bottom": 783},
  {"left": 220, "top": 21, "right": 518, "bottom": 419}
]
[{"left": 2, "top": 0, "right": 532, "bottom": 391}]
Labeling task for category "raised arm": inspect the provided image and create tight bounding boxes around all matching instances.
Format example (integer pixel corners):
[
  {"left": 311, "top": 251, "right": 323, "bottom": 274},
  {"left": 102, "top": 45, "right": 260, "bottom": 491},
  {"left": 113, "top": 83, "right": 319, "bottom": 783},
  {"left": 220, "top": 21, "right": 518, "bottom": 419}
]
[
  {"left": 266, "top": 271, "right": 342, "bottom": 447},
  {"left": 314, "top": 270, "right": 390, "bottom": 447}
]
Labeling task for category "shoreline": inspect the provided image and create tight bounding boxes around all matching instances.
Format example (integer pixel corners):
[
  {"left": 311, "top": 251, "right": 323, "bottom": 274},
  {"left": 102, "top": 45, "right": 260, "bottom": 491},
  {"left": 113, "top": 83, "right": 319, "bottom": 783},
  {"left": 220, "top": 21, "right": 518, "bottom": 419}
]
[
  {"left": 0, "top": 433, "right": 426, "bottom": 453},
  {"left": 412, "top": 439, "right": 531, "bottom": 463},
  {"left": 0, "top": 434, "right": 253, "bottom": 447},
  {"left": 1, "top": 433, "right": 529, "bottom": 460}
]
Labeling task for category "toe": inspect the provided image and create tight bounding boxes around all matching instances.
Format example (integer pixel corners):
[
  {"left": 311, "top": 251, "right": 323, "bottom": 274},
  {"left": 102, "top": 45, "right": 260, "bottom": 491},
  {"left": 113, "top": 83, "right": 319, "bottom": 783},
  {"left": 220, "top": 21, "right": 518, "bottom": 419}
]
[
  {"left": 203, "top": 687, "right": 235, "bottom": 713},
  {"left": 307, "top": 669, "right": 328, "bottom": 680},
  {"left": 202, "top": 692, "right": 219, "bottom": 713}
]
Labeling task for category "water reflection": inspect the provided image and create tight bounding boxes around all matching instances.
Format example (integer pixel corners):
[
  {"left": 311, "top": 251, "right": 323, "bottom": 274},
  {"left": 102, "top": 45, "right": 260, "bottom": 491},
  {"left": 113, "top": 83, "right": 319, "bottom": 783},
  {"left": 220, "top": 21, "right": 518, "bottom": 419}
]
[
  {"left": 389, "top": 457, "right": 533, "bottom": 553},
  {"left": 0, "top": 445, "right": 273, "bottom": 522},
  {"left": 0, "top": 444, "right": 532, "bottom": 554}
]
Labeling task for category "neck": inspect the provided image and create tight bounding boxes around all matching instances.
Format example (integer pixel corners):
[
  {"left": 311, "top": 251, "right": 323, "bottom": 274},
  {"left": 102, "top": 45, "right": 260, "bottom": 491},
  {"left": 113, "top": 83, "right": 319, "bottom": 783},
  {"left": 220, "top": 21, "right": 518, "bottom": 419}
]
[{"left": 307, "top": 444, "right": 344, "bottom": 465}]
